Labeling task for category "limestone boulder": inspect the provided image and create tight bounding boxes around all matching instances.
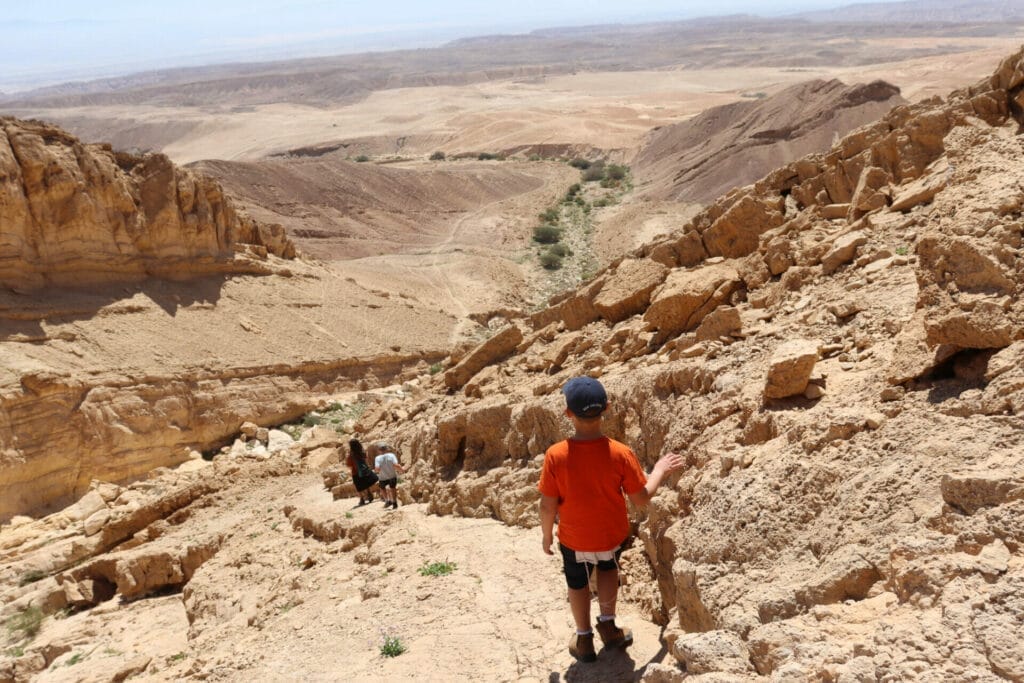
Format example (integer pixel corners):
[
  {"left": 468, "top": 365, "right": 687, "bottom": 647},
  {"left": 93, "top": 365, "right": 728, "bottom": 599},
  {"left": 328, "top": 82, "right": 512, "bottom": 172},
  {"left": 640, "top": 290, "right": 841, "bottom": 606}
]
[
  {"left": 821, "top": 230, "right": 869, "bottom": 274},
  {"left": 644, "top": 263, "right": 741, "bottom": 340},
  {"left": 702, "top": 195, "right": 784, "bottom": 259},
  {"left": 672, "top": 630, "right": 754, "bottom": 675},
  {"left": 443, "top": 324, "right": 524, "bottom": 390},
  {"left": 592, "top": 258, "right": 668, "bottom": 323},
  {"left": 764, "top": 339, "right": 820, "bottom": 399}
]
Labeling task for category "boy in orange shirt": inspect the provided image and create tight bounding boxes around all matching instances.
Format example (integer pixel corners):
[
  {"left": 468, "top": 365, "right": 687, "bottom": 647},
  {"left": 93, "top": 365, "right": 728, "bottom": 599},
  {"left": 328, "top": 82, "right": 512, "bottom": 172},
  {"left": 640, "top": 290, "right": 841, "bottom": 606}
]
[{"left": 539, "top": 376, "right": 684, "bottom": 663}]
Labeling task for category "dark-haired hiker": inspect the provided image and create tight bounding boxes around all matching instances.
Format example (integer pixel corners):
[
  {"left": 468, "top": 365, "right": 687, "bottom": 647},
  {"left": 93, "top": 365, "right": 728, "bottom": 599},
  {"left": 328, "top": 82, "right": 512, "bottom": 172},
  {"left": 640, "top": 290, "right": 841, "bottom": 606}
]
[{"left": 347, "top": 439, "right": 378, "bottom": 506}]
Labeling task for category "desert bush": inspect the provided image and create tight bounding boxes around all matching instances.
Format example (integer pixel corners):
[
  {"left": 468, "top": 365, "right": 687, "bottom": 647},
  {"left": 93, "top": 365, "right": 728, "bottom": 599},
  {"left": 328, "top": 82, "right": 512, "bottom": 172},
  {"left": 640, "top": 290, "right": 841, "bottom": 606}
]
[
  {"left": 540, "top": 250, "right": 564, "bottom": 270},
  {"left": 533, "top": 225, "right": 562, "bottom": 244},
  {"left": 418, "top": 560, "right": 458, "bottom": 577},
  {"left": 429, "top": 151, "right": 446, "bottom": 160},
  {"left": 568, "top": 158, "right": 591, "bottom": 170},
  {"left": 354, "top": 155, "right": 370, "bottom": 162},
  {"left": 477, "top": 152, "right": 499, "bottom": 160},
  {"left": 549, "top": 243, "right": 572, "bottom": 257},
  {"left": 539, "top": 207, "right": 560, "bottom": 223},
  {"left": 5, "top": 606, "right": 43, "bottom": 641},
  {"left": 582, "top": 165, "right": 605, "bottom": 182},
  {"left": 605, "top": 164, "right": 627, "bottom": 181},
  {"left": 565, "top": 183, "right": 581, "bottom": 200}
]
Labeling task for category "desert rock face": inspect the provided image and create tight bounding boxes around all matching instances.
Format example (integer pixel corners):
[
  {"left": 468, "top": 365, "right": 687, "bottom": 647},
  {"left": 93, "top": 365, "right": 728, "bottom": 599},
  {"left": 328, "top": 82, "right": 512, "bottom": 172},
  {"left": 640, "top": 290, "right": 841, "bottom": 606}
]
[
  {"left": 353, "top": 47, "right": 1024, "bottom": 680},
  {"left": 0, "top": 117, "right": 293, "bottom": 291}
]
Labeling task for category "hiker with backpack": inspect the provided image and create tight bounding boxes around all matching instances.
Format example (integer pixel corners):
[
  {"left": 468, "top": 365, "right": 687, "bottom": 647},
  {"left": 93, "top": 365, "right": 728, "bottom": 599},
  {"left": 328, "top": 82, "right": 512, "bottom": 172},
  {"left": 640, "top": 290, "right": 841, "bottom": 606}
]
[
  {"left": 539, "top": 376, "right": 685, "bottom": 664},
  {"left": 346, "top": 438, "right": 379, "bottom": 506}
]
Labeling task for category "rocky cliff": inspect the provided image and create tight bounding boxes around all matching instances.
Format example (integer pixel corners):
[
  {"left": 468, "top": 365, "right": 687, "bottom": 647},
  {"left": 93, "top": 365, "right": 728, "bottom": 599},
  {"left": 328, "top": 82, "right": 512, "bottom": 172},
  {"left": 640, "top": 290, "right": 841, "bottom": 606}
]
[
  {"left": 0, "top": 117, "right": 460, "bottom": 524},
  {"left": 361, "top": 48, "right": 1024, "bottom": 679},
  {"left": 0, "top": 117, "right": 294, "bottom": 291}
]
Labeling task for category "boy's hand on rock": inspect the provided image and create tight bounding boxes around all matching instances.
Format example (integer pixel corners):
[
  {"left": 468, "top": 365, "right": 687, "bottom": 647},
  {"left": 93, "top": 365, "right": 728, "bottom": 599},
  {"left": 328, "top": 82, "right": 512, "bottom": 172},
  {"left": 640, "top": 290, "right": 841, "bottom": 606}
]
[{"left": 654, "top": 452, "right": 685, "bottom": 475}]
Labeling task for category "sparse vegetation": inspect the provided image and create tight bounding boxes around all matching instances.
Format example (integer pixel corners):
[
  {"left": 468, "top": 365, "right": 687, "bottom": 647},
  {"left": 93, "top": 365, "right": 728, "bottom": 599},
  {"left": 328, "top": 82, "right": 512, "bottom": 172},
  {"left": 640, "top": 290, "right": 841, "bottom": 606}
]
[
  {"left": 429, "top": 362, "right": 443, "bottom": 375},
  {"left": 896, "top": 245, "right": 909, "bottom": 256},
  {"left": 354, "top": 155, "right": 370, "bottom": 162},
  {"left": 169, "top": 652, "right": 187, "bottom": 663},
  {"left": 528, "top": 153, "right": 543, "bottom": 161},
  {"left": 5, "top": 606, "right": 43, "bottom": 641},
  {"left": 568, "top": 158, "right": 591, "bottom": 170},
  {"left": 380, "top": 635, "right": 406, "bottom": 658},
  {"left": 548, "top": 243, "right": 572, "bottom": 258},
  {"left": 419, "top": 560, "right": 458, "bottom": 576},
  {"left": 18, "top": 569, "right": 45, "bottom": 587},
  {"left": 539, "top": 250, "right": 564, "bottom": 270},
  {"left": 539, "top": 207, "right": 560, "bottom": 223},
  {"left": 429, "top": 151, "right": 446, "bottom": 160},
  {"left": 66, "top": 652, "right": 85, "bottom": 666},
  {"left": 532, "top": 225, "right": 562, "bottom": 244},
  {"left": 477, "top": 152, "right": 501, "bottom": 161}
]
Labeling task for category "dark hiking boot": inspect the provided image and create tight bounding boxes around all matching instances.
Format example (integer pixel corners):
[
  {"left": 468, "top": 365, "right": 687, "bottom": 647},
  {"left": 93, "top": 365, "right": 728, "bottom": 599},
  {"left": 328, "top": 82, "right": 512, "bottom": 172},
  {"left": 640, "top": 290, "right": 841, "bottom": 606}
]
[
  {"left": 595, "top": 619, "right": 633, "bottom": 650},
  {"left": 568, "top": 632, "right": 596, "bottom": 663}
]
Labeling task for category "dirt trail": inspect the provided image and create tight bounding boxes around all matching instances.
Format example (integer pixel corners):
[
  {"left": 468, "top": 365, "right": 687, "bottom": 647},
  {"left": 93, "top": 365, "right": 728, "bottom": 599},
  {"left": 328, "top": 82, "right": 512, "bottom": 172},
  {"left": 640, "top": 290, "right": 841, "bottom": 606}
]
[{"left": 24, "top": 470, "right": 668, "bottom": 683}]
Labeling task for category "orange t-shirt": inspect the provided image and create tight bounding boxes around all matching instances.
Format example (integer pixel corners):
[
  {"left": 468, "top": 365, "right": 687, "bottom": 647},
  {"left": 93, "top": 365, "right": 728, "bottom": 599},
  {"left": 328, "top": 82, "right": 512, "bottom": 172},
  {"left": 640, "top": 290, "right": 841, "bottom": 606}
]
[{"left": 538, "top": 436, "right": 647, "bottom": 552}]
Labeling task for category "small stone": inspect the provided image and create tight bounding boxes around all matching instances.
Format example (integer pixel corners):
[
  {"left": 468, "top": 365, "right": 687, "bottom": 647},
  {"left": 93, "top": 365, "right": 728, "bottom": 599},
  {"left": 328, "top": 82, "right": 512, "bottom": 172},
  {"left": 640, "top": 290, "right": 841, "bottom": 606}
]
[
  {"left": 865, "top": 413, "right": 887, "bottom": 430},
  {"left": 880, "top": 386, "right": 905, "bottom": 402},
  {"left": 804, "top": 383, "right": 826, "bottom": 400}
]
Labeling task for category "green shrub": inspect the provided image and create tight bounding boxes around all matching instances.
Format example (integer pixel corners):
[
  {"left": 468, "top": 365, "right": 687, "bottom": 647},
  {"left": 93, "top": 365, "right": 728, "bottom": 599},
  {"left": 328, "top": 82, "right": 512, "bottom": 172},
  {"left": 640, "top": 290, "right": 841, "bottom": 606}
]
[
  {"left": 380, "top": 635, "right": 406, "bottom": 658},
  {"left": 532, "top": 225, "right": 562, "bottom": 244},
  {"left": 549, "top": 243, "right": 572, "bottom": 257},
  {"left": 539, "top": 207, "right": 560, "bottom": 223},
  {"left": 429, "top": 362, "right": 443, "bottom": 375},
  {"left": 605, "top": 164, "right": 627, "bottom": 181},
  {"left": 418, "top": 560, "right": 458, "bottom": 577},
  {"left": 565, "top": 183, "right": 581, "bottom": 199},
  {"left": 528, "top": 154, "right": 543, "bottom": 161},
  {"left": 429, "top": 151, "right": 446, "bottom": 161},
  {"left": 539, "top": 251, "right": 564, "bottom": 270},
  {"left": 568, "top": 158, "right": 591, "bottom": 170},
  {"left": 302, "top": 413, "right": 323, "bottom": 427},
  {"left": 477, "top": 152, "right": 499, "bottom": 160},
  {"left": 354, "top": 155, "right": 370, "bottom": 162},
  {"left": 5, "top": 606, "right": 43, "bottom": 641},
  {"left": 582, "top": 165, "right": 605, "bottom": 182}
]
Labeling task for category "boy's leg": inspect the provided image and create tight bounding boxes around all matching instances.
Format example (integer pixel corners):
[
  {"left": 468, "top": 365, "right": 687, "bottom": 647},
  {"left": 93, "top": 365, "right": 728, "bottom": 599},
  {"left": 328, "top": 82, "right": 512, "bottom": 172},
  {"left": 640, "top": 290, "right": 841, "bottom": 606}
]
[
  {"left": 596, "top": 567, "right": 618, "bottom": 619},
  {"left": 567, "top": 587, "right": 591, "bottom": 631}
]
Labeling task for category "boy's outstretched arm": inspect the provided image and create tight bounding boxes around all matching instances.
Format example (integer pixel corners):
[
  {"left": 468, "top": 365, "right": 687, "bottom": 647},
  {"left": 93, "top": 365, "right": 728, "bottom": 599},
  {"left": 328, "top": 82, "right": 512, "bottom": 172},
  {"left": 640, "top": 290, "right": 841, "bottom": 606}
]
[
  {"left": 628, "top": 452, "right": 685, "bottom": 507},
  {"left": 540, "top": 495, "right": 559, "bottom": 555}
]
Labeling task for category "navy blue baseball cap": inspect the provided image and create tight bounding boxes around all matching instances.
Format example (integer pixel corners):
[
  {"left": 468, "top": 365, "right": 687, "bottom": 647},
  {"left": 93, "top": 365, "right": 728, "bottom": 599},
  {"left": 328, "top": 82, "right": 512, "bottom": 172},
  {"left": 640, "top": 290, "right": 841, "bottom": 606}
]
[{"left": 562, "top": 376, "right": 608, "bottom": 418}]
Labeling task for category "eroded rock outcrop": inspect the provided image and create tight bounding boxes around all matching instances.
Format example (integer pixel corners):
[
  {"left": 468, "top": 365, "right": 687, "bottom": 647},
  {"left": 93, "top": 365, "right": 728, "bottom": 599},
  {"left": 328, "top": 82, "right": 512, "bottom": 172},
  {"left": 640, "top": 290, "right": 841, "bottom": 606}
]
[{"left": 0, "top": 117, "right": 294, "bottom": 291}]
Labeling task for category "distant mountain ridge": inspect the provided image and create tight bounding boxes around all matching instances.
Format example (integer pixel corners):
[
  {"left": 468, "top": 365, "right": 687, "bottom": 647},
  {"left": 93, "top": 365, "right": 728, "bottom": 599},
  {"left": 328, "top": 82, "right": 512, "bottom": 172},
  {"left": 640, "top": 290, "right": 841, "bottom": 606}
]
[
  {"left": 797, "top": 0, "right": 1024, "bottom": 22},
  {"left": 633, "top": 79, "right": 905, "bottom": 204}
]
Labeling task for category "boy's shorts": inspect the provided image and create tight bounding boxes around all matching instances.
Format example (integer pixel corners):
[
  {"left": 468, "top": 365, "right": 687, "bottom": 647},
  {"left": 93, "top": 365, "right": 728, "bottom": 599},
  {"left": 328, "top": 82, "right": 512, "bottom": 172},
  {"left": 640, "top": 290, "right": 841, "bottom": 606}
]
[
  {"left": 559, "top": 541, "right": 625, "bottom": 590},
  {"left": 379, "top": 477, "right": 397, "bottom": 489}
]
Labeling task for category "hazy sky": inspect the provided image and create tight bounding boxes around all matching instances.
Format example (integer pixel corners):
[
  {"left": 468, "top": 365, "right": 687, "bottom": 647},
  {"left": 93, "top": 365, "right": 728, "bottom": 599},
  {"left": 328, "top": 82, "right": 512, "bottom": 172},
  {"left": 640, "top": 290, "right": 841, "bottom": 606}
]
[{"left": 1, "top": 0, "right": 850, "bottom": 90}]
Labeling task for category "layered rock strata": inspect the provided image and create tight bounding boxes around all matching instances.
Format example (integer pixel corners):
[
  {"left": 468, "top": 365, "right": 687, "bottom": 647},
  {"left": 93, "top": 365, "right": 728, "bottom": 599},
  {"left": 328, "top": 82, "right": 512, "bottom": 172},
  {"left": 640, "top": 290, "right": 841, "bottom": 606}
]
[{"left": 0, "top": 117, "right": 294, "bottom": 291}]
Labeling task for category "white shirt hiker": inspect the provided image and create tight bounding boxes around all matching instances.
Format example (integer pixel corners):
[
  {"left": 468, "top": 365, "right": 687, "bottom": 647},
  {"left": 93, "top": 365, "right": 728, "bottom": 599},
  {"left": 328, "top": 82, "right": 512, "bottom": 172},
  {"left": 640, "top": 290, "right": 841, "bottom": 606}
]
[{"left": 375, "top": 452, "right": 399, "bottom": 480}]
